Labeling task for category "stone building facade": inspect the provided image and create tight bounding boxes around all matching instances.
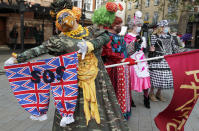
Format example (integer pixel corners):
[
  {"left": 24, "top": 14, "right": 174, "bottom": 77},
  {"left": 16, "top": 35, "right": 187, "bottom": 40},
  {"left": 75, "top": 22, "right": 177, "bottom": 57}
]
[{"left": 125, "top": 0, "right": 181, "bottom": 25}]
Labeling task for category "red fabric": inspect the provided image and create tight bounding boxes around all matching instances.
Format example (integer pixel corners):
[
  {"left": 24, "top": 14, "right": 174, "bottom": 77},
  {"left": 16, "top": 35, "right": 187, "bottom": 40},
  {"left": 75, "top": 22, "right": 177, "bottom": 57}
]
[
  {"left": 102, "top": 40, "right": 123, "bottom": 63},
  {"left": 124, "top": 58, "right": 137, "bottom": 65},
  {"left": 118, "top": 3, "right": 123, "bottom": 11},
  {"left": 116, "top": 66, "right": 126, "bottom": 113},
  {"left": 178, "top": 34, "right": 182, "bottom": 38},
  {"left": 154, "top": 49, "right": 199, "bottom": 131},
  {"left": 102, "top": 36, "right": 127, "bottom": 114},
  {"left": 106, "top": 2, "right": 118, "bottom": 13}
]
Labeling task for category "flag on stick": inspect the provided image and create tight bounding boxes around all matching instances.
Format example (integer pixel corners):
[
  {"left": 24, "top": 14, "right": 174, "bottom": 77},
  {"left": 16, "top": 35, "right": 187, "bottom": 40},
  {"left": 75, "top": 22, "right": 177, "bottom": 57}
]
[{"left": 154, "top": 49, "right": 199, "bottom": 131}]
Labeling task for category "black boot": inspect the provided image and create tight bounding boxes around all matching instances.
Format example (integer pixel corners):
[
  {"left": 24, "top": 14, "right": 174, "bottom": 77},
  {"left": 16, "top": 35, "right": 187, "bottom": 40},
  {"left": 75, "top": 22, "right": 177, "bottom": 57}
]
[
  {"left": 131, "top": 99, "right": 136, "bottom": 107},
  {"left": 144, "top": 95, "right": 150, "bottom": 109}
]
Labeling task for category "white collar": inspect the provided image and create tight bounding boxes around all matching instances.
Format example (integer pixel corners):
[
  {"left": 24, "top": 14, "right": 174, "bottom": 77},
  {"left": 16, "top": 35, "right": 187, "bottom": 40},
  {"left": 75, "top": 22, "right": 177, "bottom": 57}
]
[
  {"left": 128, "top": 33, "right": 137, "bottom": 37},
  {"left": 158, "top": 34, "right": 170, "bottom": 38}
]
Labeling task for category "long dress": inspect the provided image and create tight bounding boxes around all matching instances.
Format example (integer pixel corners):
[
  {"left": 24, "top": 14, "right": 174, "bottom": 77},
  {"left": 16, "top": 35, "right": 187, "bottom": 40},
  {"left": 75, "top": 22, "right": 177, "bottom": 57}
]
[
  {"left": 102, "top": 32, "right": 131, "bottom": 119},
  {"left": 149, "top": 34, "right": 187, "bottom": 89},
  {"left": 16, "top": 26, "right": 130, "bottom": 131},
  {"left": 124, "top": 33, "right": 151, "bottom": 92}
]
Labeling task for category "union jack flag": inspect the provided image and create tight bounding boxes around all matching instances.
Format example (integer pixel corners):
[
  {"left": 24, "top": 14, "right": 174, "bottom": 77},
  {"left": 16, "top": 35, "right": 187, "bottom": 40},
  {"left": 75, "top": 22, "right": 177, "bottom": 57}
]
[{"left": 4, "top": 52, "right": 78, "bottom": 118}]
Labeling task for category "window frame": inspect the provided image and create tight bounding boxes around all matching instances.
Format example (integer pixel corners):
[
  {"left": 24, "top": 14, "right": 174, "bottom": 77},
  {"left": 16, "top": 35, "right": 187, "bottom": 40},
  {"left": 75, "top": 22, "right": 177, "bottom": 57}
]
[
  {"left": 144, "top": 12, "right": 149, "bottom": 21},
  {"left": 154, "top": 0, "right": 159, "bottom": 6},
  {"left": 152, "top": 11, "right": 159, "bottom": 25},
  {"left": 84, "top": 0, "right": 93, "bottom": 11},
  {"left": 145, "top": 0, "right": 150, "bottom": 7}
]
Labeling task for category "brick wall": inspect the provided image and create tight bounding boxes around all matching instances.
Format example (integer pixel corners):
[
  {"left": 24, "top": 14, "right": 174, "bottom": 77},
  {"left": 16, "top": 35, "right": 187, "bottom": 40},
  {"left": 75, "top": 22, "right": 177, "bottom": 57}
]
[{"left": 3, "top": 12, "right": 53, "bottom": 45}]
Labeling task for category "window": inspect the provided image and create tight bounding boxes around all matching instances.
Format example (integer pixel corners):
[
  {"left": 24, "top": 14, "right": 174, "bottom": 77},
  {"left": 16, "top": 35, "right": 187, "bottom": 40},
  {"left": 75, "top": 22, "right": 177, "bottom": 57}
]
[
  {"left": 73, "top": 0, "right": 82, "bottom": 8},
  {"left": 144, "top": 12, "right": 149, "bottom": 21},
  {"left": 168, "top": 5, "right": 175, "bottom": 14},
  {"left": 96, "top": 0, "right": 102, "bottom": 9},
  {"left": 134, "top": 1, "right": 139, "bottom": 9},
  {"left": 128, "top": 2, "right": 132, "bottom": 10},
  {"left": 154, "top": 0, "right": 159, "bottom": 6},
  {"left": 84, "top": 0, "right": 93, "bottom": 11},
  {"left": 152, "top": 11, "right": 159, "bottom": 25},
  {"left": 145, "top": 0, "right": 150, "bottom": 7},
  {"left": 127, "top": 15, "right": 131, "bottom": 23},
  {"left": 167, "top": 3, "right": 178, "bottom": 23}
]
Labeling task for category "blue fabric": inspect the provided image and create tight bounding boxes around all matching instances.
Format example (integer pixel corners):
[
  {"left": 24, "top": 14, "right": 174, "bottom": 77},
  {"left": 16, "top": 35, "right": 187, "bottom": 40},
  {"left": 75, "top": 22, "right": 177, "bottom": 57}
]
[
  {"left": 109, "top": 32, "right": 128, "bottom": 58},
  {"left": 5, "top": 52, "right": 78, "bottom": 118}
]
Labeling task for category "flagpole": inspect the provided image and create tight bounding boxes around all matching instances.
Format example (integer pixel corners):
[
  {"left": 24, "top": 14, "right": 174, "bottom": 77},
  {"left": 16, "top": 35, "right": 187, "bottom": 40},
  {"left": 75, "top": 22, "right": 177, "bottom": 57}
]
[{"left": 105, "top": 56, "right": 164, "bottom": 68}]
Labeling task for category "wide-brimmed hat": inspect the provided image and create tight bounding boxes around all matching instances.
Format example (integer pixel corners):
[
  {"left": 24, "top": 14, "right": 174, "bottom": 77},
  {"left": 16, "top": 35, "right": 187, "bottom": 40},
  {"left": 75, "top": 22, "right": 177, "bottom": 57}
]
[{"left": 157, "top": 20, "right": 169, "bottom": 27}]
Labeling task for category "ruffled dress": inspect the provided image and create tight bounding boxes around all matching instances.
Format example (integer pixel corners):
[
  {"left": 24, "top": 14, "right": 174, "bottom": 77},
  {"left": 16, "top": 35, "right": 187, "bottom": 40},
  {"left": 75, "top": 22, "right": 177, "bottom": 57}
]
[
  {"left": 124, "top": 33, "right": 151, "bottom": 92},
  {"left": 102, "top": 32, "right": 131, "bottom": 119}
]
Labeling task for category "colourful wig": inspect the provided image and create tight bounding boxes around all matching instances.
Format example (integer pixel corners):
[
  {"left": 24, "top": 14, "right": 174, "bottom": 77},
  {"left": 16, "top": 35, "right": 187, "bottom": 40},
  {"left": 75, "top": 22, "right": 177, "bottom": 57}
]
[{"left": 91, "top": 6, "right": 116, "bottom": 27}]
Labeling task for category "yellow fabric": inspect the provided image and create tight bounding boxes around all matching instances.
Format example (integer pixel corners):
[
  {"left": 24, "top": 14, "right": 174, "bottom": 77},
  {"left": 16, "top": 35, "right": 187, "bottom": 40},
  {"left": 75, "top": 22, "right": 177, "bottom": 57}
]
[
  {"left": 12, "top": 52, "right": 17, "bottom": 58},
  {"left": 85, "top": 41, "right": 94, "bottom": 53},
  {"left": 12, "top": 52, "right": 18, "bottom": 63},
  {"left": 77, "top": 53, "right": 100, "bottom": 125},
  {"left": 72, "top": 7, "right": 82, "bottom": 21},
  {"left": 63, "top": 25, "right": 89, "bottom": 40}
]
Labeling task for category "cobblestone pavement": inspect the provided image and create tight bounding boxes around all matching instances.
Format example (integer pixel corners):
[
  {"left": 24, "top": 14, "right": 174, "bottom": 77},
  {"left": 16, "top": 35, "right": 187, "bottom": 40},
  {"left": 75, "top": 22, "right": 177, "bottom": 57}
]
[{"left": 0, "top": 48, "right": 199, "bottom": 131}]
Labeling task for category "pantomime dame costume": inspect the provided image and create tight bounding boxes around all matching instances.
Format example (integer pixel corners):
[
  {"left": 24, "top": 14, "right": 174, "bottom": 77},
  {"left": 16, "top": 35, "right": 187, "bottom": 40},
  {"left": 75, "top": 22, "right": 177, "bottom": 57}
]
[
  {"left": 124, "top": 11, "right": 151, "bottom": 108},
  {"left": 92, "top": 2, "right": 131, "bottom": 119},
  {"left": 4, "top": 0, "right": 129, "bottom": 130},
  {"left": 148, "top": 20, "right": 188, "bottom": 102}
]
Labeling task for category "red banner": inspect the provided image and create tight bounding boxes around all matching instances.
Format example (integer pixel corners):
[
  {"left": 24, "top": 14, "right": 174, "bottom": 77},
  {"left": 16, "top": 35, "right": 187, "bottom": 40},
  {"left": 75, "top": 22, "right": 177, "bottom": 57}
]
[{"left": 154, "top": 49, "right": 199, "bottom": 131}]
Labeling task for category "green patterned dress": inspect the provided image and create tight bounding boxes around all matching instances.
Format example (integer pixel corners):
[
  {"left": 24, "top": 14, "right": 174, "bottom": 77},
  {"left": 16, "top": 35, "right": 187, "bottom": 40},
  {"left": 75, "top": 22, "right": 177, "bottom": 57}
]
[{"left": 17, "top": 27, "right": 130, "bottom": 131}]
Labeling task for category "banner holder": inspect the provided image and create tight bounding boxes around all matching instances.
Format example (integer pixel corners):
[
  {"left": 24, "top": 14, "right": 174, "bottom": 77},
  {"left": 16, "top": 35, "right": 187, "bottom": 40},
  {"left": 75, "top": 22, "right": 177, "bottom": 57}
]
[{"left": 105, "top": 56, "right": 164, "bottom": 68}]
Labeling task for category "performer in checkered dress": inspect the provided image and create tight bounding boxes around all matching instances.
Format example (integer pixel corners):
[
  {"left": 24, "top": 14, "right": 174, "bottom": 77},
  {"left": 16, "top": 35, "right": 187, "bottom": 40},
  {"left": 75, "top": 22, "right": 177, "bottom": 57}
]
[{"left": 148, "top": 20, "right": 188, "bottom": 102}]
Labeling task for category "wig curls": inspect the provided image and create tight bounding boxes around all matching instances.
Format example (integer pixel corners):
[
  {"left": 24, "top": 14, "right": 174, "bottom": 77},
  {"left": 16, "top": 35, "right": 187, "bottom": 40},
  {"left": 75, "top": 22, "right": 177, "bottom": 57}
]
[
  {"left": 92, "top": 2, "right": 123, "bottom": 27},
  {"left": 111, "top": 16, "right": 123, "bottom": 28}
]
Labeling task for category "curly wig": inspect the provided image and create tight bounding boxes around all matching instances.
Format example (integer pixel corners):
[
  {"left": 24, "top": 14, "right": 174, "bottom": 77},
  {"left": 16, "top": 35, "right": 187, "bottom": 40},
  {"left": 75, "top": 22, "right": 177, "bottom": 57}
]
[
  {"left": 91, "top": 6, "right": 116, "bottom": 27},
  {"left": 111, "top": 16, "right": 123, "bottom": 27}
]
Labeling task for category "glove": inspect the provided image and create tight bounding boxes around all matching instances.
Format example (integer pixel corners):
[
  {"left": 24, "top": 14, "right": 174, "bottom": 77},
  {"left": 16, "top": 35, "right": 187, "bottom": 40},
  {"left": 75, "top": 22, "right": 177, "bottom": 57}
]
[
  {"left": 77, "top": 39, "right": 88, "bottom": 60},
  {"left": 124, "top": 58, "right": 137, "bottom": 65},
  {"left": 141, "top": 37, "right": 147, "bottom": 48},
  {"left": 4, "top": 57, "right": 17, "bottom": 66},
  {"left": 136, "top": 35, "right": 143, "bottom": 44}
]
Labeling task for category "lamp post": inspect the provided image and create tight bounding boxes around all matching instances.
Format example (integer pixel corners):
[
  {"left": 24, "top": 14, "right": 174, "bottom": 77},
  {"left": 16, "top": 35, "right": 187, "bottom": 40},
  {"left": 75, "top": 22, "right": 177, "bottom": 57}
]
[
  {"left": 19, "top": 0, "right": 26, "bottom": 52},
  {"left": 81, "top": 3, "right": 86, "bottom": 26},
  {"left": 42, "top": 8, "right": 45, "bottom": 42}
]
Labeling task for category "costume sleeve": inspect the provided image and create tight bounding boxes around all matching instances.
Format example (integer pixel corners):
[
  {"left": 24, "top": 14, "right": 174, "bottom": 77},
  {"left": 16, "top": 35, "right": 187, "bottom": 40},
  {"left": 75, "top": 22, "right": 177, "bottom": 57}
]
[
  {"left": 150, "top": 34, "right": 157, "bottom": 46},
  {"left": 17, "top": 43, "right": 49, "bottom": 63},
  {"left": 126, "top": 42, "right": 135, "bottom": 57},
  {"left": 171, "top": 39, "right": 192, "bottom": 54},
  {"left": 124, "top": 34, "right": 132, "bottom": 44},
  {"left": 148, "top": 34, "right": 157, "bottom": 58},
  {"left": 177, "top": 36, "right": 185, "bottom": 47},
  {"left": 89, "top": 32, "right": 110, "bottom": 51}
]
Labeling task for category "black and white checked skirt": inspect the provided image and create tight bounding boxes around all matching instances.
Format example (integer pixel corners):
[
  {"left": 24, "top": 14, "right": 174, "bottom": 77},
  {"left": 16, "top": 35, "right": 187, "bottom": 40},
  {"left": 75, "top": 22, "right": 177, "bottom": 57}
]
[{"left": 149, "top": 69, "right": 173, "bottom": 89}]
